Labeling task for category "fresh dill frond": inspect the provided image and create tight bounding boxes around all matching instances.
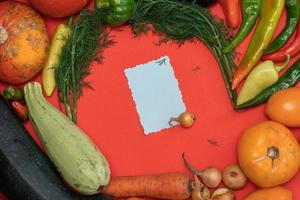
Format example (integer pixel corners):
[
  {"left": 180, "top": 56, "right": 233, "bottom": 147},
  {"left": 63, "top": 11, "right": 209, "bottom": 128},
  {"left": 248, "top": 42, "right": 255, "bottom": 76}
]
[
  {"left": 129, "top": 0, "right": 237, "bottom": 105},
  {"left": 55, "top": 9, "right": 113, "bottom": 123}
]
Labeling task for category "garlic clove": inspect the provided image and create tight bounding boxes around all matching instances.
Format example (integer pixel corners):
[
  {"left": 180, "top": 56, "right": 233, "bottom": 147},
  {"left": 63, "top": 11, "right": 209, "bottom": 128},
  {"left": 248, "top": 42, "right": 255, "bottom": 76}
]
[
  {"left": 211, "top": 188, "right": 235, "bottom": 200},
  {"left": 200, "top": 186, "right": 211, "bottom": 200},
  {"left": 191, "top": 175, "right": 211, "bottom": 200}
]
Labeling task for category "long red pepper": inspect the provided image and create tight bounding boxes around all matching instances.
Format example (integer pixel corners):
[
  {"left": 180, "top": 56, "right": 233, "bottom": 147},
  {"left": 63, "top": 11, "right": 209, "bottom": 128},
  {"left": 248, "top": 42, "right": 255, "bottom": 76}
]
[
  {"left": 219, "top": 0, "right": 241, "bottom": 29},
  {"left": 262, "top": 23, "right": 300, "bottom": 62}
]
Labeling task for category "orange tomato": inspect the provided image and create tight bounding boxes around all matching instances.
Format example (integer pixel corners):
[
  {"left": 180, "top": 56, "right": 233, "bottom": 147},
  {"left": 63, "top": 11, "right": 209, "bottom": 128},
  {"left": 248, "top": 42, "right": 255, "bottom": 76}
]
[
  {"left": 266, "top": 87, "right": 300, "bottom": 127},
  {"left": 237, "top": 121, "right": 300, "bottom": 188},
  {"left": 244, "top": 187, "right": 292, "bottom": 200}
]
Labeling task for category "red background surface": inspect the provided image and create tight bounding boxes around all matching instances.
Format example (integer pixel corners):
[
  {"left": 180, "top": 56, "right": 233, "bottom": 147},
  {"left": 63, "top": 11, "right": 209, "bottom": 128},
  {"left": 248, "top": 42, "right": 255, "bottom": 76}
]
[{"left": 0, "top": 0, "right": 300, "bottom": 199}]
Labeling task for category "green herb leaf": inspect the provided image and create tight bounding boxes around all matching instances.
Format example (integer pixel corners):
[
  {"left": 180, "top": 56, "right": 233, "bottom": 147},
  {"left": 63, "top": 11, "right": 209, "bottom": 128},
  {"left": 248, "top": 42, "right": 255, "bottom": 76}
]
[
  {"left": 55, "top": 9, "right": 113, "bottom": 123},
  {"left": 129, "top": 0, "right": 237, "bottom": 105}
]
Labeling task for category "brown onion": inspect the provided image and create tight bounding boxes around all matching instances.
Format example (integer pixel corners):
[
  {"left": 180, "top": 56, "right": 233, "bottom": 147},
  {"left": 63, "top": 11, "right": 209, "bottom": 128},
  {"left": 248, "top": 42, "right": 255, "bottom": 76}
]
[
  {"left": 169, "top": 112, "right": 196, "bottom": 128},
  {"left": 182, "top": 153, "right": 222, "bottom": 188},
  {"left": 222, "top": 164, "right": 248, "bottom": 190}
]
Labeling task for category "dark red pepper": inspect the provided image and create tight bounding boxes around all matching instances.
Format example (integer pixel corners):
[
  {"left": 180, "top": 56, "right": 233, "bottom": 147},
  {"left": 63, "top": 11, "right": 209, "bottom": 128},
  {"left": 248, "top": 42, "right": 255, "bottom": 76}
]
[{"left": 11, "top": 101, "right": 28, "bottom": 122}]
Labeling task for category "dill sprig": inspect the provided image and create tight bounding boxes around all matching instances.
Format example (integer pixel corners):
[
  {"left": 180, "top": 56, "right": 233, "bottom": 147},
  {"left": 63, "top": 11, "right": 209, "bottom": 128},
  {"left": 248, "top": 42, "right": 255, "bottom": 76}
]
[
  {"left": 129, "top": 0, "right": 237, "bottom": 106},
  {"left": 55, "top": 9, "right": 112, "bottom": 123}
]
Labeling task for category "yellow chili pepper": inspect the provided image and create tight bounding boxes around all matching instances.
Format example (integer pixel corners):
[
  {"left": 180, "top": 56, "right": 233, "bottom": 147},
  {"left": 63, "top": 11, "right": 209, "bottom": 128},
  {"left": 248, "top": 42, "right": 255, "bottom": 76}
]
[
  {"left": 237, "top": 55, "right": 290, "bottom": 105},
  {"left": 42, "top": 23, "right": 71, "bottom": 96}
]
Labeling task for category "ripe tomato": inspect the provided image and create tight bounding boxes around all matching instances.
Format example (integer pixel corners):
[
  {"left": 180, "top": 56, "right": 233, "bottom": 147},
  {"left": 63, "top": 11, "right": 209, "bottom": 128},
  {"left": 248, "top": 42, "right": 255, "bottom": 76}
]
[
  {"left": 237, "top": 121, "right": 300, "bottom": 188},
  {"left": 244, "top": 187, "right": 292, "bottom": 200},
  {"left": 265, "top": 87, "right": 300, "bottom": 127},
  {"left": 29, "top": 0, "right": 90, "bottom": 18}
]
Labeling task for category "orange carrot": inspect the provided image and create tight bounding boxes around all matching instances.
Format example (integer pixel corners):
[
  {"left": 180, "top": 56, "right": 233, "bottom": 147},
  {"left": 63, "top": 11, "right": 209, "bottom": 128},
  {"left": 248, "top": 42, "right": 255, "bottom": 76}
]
[
  {"left": 126, "top": 197, "right": 155, "bottom": 200},
  {"left": 11, "top": 101, "right": 28, "bottom": 121},
  {"left": 219, "top": 0, "right": 241, "bottom": 29},
  {"left": 102, "top": 173, "right": 192, "bottom": 200}
]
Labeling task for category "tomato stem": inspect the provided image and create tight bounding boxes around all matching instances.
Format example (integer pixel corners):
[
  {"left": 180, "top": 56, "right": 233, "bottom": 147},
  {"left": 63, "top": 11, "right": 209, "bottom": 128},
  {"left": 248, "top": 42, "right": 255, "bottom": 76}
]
[
  {"left": 267, "top": 146, "right": 280, "bottom": 169},
  {"left": 267, "top": 146, "right": 279, "bottom": 160}
]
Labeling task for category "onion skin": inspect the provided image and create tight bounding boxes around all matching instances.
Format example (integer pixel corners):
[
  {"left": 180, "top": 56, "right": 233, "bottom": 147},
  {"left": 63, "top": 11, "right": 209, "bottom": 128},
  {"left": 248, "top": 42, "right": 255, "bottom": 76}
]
[{"left": 211, "top": 188, "right": 235, "bottom": 200}]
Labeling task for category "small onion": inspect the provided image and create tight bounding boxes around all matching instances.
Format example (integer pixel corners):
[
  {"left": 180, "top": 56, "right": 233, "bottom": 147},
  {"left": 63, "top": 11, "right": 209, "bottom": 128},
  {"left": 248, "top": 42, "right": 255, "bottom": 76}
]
[
  {"left": 182, "top": 153, "right": 222, "bottom": 188},
  {"left": 200, "top": 167, "right": 222, "bottom": 188},
  {"left": 169, "top": 112, "right": 196, "bottom": 128},
  {"left": 222, "top": 164, "right": 248, "bottom": 190}
]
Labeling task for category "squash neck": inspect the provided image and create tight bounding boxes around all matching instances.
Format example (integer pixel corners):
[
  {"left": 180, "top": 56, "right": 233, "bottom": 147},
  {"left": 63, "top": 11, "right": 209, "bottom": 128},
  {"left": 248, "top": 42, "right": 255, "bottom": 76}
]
[{"left": 0, "top": 26, "right": 8, "bottom": 45}]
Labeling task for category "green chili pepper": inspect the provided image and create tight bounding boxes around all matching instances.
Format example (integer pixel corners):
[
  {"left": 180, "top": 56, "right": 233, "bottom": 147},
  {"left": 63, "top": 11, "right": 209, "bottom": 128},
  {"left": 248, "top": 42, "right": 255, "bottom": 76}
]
[
  {"left": 264, "top": 0, "right": 300, "bottom": 54},
  {"left": 2, "top": 86, "right": 24, "bottom": 101},
  {"left": 223, "top": 0, "right": 261, "bottom": 53},
  {"left": 237, "top": 55, "right": 290, "bottom": 105},
  {"left": 235, "top": 58, "right": 300, "bottom": 110},
  {"left": 95, "top": 0, "right": 135, "bottom": 26},
  {"left": 232, "top": 0, "right": 285, "bottom": 90}
]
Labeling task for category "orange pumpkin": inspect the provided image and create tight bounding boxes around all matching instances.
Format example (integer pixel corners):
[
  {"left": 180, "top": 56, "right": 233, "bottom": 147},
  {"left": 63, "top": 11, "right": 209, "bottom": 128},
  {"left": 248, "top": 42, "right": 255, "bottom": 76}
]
[
  {"left": 0, "top": 1, "right": 49, "bottom": 84},
  {"left": 237, "top": 121, "right": 300, "bottom": 188},
  {"left": 266, "top": 88, "right": 300, "bottom": 127},
  {"left": 244, "top": 187, "right": 292, "bottom": 200}
]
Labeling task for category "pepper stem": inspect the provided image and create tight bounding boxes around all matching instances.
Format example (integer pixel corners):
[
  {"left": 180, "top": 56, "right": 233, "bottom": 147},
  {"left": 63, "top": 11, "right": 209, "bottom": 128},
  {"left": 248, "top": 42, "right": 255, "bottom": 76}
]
[
  {"left": 0, "top": 26, "right": 8, "bottom": 45},
  {"left": 275, "top": 55, "right": 291, "bottom": 72},
  {"left": 95, "top": 0, "right": 110, "bottom": 8},
  {"left": 67, "top": 16, "right": 74, "bottom": 28}
]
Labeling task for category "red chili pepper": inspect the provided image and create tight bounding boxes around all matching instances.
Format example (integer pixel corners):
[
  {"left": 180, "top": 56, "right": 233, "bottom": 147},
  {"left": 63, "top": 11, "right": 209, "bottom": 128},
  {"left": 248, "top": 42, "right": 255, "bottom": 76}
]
[
  {"left": 262, "top": 23, "right": 300, "bottom": 62},
  {"left": 219, "top": 0, "right": 241, "bottom": 29},
  {"left": 11, "top": 101, "right": 28, "bottom": 122}
]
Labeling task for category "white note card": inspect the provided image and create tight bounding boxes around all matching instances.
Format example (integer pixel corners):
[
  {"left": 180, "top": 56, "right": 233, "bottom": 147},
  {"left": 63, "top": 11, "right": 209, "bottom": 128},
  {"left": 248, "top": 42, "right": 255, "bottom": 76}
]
[{"left": 125, "top": 56, "right": 186, "bottom": 135}]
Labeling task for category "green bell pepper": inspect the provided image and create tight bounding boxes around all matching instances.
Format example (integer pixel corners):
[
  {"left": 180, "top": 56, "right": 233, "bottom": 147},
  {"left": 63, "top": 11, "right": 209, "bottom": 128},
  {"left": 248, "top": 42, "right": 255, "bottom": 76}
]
[{"left": 96, "top": 0, "right": 135, "bottom": 26}]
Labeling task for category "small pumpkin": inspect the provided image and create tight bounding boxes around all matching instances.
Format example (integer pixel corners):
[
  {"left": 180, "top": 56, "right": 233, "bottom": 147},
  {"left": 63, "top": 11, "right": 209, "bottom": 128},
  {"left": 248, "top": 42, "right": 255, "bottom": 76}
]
[
  {"left": 237, "top": 121, "right": 300, "bottom": 188},
  {"left": 0, "top": 1, "right": 49, "bottom": 84},
  {"left": 244, "top": 187, "right": 292, "bottom": 200}
]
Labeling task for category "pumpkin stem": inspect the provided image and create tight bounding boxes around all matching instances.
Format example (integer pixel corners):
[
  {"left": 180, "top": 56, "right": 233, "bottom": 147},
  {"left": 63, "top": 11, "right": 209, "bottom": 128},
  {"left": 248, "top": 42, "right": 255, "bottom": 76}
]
[
  {"left": 0, "top": 26, "right": 8, "bottom": 45},
  {"left": 267, "top": 146, "right": 279, "bottom": 169}
]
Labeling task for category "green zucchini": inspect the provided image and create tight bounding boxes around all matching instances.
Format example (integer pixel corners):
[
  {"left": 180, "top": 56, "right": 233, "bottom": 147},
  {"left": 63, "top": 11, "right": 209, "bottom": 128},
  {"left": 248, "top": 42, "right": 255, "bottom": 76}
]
[
  {"left": 24, "top": 82, "right": 110, "bottom": 195},
  {"left": 0, "top": 95, "right": 111, "bottom": 200}
]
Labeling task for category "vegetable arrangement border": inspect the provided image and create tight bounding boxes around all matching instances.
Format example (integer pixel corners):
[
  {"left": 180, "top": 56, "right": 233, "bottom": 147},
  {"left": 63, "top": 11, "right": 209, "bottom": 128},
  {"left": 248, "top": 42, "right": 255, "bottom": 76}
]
[
  {"left": 51, "top": 0, "right": 238, "bottom": 122},
  {"left": 51, "top": 0, "right": 300, "bottom": 122},
  {"left": 1, "top": 0, "right": 300, "bottom": 199}
]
